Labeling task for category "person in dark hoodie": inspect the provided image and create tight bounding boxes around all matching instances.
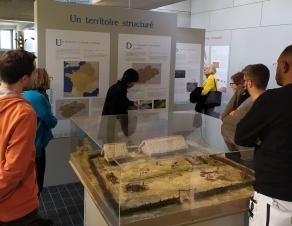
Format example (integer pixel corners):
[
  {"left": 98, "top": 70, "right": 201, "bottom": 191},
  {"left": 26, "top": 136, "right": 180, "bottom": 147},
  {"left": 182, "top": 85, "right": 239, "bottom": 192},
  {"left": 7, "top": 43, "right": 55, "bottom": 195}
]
[
  {"left": 23, "top": 68, "right": 57, "bottom": 196},
  {"left": 0, "top": 50, "right": 52, "bottom": 225},
  {"left": 235, "top": 45, "right": 292, "bottom": 226},
  {"left": 102, "top": 68, "right": 139, "bottom": 115}
]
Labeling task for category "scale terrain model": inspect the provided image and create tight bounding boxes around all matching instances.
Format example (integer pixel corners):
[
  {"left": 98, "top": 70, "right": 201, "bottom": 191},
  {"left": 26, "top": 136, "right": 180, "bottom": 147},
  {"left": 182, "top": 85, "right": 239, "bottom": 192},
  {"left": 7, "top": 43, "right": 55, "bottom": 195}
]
[{"left": 71, "top": 136, "right": 255, "bottom": 214}]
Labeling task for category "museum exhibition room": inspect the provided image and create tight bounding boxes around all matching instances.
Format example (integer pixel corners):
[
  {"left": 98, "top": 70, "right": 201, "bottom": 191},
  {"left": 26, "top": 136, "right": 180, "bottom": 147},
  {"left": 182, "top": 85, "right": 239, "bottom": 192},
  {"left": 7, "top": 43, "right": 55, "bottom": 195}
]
[{"left": 0, "top": 0, "right": 291, "bottom": 226}]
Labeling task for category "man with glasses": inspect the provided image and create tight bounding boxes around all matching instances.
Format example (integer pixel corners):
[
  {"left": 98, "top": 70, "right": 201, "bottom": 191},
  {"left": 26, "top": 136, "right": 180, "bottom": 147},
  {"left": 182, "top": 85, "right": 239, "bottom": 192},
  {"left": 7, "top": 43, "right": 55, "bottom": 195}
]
[
  {"left": 235, "top": 45, "right": 292, "bottom": 226},
  {"left": 221, "top": 64, "right": 269, "bottom": 162}
]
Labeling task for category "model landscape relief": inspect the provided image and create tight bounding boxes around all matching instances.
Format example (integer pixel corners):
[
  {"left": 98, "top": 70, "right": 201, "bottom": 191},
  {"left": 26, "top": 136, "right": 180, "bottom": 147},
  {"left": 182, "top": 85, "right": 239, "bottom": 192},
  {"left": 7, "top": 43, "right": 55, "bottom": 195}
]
[{"left": 71, "top": 136, "right": 255, "bottom": 215}]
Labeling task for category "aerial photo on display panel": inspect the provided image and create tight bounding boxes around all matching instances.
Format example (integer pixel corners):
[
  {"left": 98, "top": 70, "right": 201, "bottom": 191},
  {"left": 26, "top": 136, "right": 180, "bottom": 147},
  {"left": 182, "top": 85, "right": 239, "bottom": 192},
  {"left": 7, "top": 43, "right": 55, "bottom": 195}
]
[
  {"left": 64, "top": 61, "right": 99, "bottom": 97},
  {"left": 139, "top": 100, "right": 153, "bottom": 110},
  {"left": 56, "top": 99, "right": 89, "bottom": 120},
  {"left": 132, "top": 63, "right": 161, "bottom": 84},
  {"left": 154, "top": 99, "right": 166, "bottom": 109},
  {"left": 175, "top": 70, "right": 186, "bottom": 78}
]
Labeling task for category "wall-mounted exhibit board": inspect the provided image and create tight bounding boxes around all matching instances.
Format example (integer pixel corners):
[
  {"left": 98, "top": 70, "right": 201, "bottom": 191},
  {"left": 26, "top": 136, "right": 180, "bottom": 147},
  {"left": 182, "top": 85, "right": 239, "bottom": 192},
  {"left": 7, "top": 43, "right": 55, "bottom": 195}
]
[
  {"left": 118, "top": 34, "right": 171, "bottom": 111},
  {"left": 35, "top": 0, "right": 177, "bottom": 137},
  {"left": 174, "top": 27, "right": 205, "bottom": 111}
]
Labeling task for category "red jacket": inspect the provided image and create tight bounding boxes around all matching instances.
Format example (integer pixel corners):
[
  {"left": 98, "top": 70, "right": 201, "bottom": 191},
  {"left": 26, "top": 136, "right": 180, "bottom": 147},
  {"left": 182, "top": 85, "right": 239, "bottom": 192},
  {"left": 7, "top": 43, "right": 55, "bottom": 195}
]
[{"left": 0, "top": 95, "right": 38, "bottom": 222}]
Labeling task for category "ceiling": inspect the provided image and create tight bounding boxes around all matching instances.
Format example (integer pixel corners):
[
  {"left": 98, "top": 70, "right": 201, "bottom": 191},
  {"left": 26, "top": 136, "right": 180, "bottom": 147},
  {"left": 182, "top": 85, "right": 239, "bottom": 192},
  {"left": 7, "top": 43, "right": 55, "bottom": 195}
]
[
  {"left": 92, "top": 0, "right": 186, "bottom": 9},
  {"left": 0, "top": 0, "right": 186, "bottom": 27}
]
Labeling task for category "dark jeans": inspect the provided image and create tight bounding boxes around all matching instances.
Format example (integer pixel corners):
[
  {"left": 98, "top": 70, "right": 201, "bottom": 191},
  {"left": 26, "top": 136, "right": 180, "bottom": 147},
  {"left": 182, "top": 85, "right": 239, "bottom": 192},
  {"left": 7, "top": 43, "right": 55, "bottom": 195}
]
[
  {"left": 0, "top": 210, "right": 52, "bottom": 226},
  {"left": 35, "top": 148, "right": 46, "bottom": 196},
  {"left": 195, "top": 104, "right": 215, "bottom": 116}
]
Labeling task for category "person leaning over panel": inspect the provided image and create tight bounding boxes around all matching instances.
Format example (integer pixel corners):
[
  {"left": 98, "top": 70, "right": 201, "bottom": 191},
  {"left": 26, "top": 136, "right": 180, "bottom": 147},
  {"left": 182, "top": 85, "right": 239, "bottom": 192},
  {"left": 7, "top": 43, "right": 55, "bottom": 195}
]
[
  {"left": 0, "top": 50, "right": 52, "bottom": 226},
  {"left": 221, "top": 71, "right": 250, "bottom": 120},
  {"left": 195, "top": 64, "right": 218, "bottom": 116},
  {"left": 102, "top": 68, "right": 139, "bottom": 115},
  {"left": 221, "top": 64, "right": 270, "bottom": 161},
  {"left": 235, "top": 44, "right": 292, "bottom": 226},
  {"left": 23, "top": 68, "right": 58, "bottom": 196}
]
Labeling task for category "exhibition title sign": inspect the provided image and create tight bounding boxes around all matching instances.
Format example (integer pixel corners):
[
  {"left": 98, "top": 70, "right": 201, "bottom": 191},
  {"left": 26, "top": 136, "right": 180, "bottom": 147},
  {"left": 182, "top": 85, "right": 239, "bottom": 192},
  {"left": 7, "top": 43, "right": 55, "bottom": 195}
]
[{"left": 69, "top": 15, "right": 154, "bottom": 29}]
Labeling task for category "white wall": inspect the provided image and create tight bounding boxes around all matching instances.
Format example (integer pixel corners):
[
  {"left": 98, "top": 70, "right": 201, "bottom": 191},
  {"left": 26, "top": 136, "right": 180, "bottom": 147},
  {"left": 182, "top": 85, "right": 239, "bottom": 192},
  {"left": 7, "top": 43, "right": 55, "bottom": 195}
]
[
  {"left": 154, "top": 0, "right": 192, "bottom": 27},
  {"left": 190, "top": 0, "right": 292, "bottom": 100}
]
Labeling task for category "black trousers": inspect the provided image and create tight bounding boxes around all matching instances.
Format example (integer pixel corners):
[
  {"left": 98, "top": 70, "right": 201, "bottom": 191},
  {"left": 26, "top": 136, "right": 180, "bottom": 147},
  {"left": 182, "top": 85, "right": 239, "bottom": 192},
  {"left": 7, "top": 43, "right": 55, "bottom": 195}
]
[
  {"left": 35, "top": 148, "right": 46, "bottom": 196},
  {"left": 195, "top": 104, "right": 215, "bottom": 116},
  {"left": 195, "top": 95, "right": 215, "bottom": 117},
  {"left": 0, "top": 210, "right": 51, "bottom": 226}
]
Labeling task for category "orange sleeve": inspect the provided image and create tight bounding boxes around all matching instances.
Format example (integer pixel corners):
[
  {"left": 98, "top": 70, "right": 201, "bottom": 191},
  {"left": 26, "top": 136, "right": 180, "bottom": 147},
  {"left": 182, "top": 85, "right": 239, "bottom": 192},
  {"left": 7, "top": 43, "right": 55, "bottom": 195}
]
[{"left": 0, "top": 111, "right": 37, "bottom": 201}]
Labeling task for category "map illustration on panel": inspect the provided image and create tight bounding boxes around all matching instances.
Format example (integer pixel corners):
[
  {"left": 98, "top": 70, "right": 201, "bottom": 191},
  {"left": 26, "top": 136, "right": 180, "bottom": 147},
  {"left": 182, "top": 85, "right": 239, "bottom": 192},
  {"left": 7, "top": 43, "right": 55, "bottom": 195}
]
[
  {"left": 132, "top": 63, "right": 161, "bottom": 84},
  {"left": 64, "top": 61, "right": 99, "bottom": 97},
  {"left": 56, "top": 99, "right": 89, "bottom": 120}
]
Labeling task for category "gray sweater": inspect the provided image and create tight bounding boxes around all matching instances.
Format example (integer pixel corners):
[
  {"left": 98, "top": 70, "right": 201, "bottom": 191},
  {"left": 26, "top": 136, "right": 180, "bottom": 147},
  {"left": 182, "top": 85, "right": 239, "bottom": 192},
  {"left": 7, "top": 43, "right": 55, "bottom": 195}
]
[{"left": 221, "top": 97, "right": 253, "bottom": 152}]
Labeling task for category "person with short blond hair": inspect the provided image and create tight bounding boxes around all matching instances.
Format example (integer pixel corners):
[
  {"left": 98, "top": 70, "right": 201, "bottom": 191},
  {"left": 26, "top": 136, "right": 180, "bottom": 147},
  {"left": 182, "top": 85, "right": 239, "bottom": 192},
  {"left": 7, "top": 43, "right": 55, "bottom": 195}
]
[
  {"left": 23, "top": 68, "right": 57, "bottom": 196},
  {"left": 195, "top": 64, "right": 219, "bottom": 116}
]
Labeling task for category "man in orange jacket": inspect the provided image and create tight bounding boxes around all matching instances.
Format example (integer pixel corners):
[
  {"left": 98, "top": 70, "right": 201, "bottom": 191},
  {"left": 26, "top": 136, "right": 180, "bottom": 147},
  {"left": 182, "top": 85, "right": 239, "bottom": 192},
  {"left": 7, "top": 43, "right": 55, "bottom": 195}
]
[{"left": 0, "top": 50, "right": 52, "bottom": 225}]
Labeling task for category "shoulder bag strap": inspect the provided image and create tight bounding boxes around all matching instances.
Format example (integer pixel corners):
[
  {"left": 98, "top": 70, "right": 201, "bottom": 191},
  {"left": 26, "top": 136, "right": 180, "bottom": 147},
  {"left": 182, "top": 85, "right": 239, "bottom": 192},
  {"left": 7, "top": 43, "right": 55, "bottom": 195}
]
[{"left": 213, "top": 76, "right": 217, "bottom": 91}]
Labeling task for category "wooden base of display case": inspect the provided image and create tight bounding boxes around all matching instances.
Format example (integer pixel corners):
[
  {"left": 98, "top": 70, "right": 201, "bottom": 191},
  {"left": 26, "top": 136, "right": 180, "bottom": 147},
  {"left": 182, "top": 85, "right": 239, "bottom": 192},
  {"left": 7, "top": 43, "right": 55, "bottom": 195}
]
[{"left": 84, "top": 189, "right": 248, "bottom": 226}]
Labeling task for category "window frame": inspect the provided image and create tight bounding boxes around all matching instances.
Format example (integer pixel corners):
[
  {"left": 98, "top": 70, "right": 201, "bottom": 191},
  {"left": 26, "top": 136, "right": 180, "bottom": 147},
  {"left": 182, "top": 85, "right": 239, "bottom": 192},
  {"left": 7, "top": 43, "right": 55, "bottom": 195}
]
[{"left": 0, "top": 29, "right": 13, "bottom": 51}]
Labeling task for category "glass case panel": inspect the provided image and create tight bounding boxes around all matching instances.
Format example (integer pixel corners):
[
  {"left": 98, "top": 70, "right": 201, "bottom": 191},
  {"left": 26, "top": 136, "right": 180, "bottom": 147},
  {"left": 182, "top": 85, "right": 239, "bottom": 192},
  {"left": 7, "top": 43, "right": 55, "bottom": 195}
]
[{"left": 70, "top": 112, "right": 254, "bottom": 226}]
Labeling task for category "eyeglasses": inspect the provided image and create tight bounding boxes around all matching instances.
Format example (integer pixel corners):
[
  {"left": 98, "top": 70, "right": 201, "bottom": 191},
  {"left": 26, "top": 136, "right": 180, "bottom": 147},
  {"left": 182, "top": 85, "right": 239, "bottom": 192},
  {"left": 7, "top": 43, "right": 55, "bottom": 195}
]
[{"left": 273, "top": 62, "right": 278, "bottom": 69}]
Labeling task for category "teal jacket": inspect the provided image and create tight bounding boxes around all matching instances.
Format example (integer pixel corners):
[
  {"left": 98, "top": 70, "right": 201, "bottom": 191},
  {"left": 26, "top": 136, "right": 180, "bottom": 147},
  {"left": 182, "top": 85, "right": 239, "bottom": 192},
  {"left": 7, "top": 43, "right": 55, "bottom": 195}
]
[{"left": 23, "top": 90, "right": 57, "bottom": 157}]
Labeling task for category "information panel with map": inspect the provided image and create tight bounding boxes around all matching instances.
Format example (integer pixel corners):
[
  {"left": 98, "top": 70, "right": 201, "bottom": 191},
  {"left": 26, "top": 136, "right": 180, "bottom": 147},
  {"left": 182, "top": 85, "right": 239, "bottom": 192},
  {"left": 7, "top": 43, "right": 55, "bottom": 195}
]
[{"left": 46, "top": 29, "right": 110, "bottom": 137}]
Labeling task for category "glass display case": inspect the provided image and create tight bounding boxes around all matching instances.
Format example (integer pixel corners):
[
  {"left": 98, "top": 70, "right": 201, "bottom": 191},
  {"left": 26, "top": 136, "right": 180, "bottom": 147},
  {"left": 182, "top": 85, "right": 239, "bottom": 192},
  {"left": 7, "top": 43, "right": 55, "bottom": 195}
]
[{"left": 69, "top": 111, "right": 254, "bottom": 226}]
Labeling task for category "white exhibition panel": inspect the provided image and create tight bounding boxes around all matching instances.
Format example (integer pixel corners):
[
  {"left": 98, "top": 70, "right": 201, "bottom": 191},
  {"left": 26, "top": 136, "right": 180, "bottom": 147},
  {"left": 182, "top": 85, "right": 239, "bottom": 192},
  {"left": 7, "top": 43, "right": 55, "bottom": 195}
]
[
  {"left": 173, "top": 27, "right": 205, "bottom": 110},
  {"left": 46, "top": 29, "right": 110, "bottom": 137},
  {"left": 175, "top": 43, "right": 202, "bottom": 103},
  {"left": 118, "top": 34, "right": 171, "bottom": 112},
  {"left": 36, "top": 0, "right": 177, "bottom": 138}
]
